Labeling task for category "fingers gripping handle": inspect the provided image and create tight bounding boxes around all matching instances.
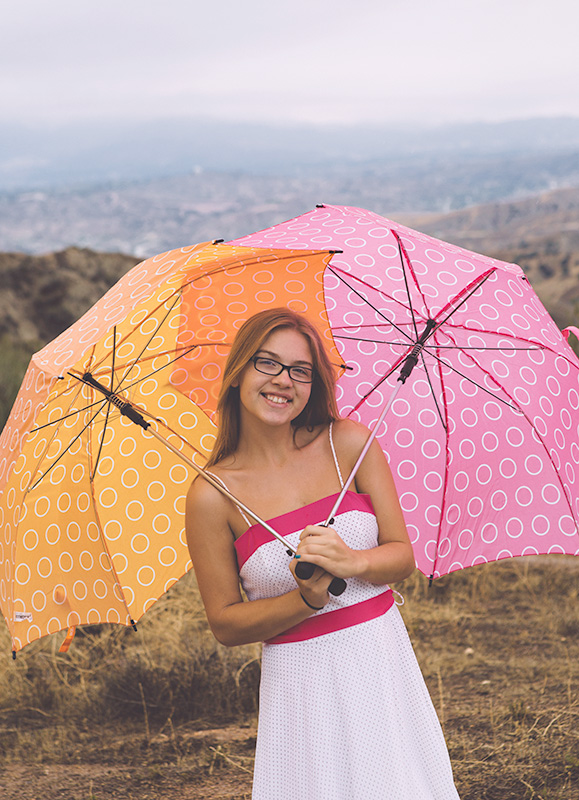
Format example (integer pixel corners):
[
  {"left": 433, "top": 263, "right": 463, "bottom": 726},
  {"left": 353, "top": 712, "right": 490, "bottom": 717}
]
[
  {"left": 294, "top": 517, "right": 347, "bottom": 596},
  {"left": 295, "top": 560, "right": 346, "bottom": 596}
]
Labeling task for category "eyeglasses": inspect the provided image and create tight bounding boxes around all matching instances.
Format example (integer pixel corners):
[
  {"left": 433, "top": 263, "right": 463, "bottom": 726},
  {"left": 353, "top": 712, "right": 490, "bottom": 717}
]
[{"left": 250, "top": 356, "right": 314, "bottom": 384}]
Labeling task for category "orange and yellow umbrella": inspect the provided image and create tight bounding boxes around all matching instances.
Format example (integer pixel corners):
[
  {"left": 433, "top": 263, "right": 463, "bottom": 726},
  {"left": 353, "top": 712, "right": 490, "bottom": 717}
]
[{"left": 0, "top": 241, "right": 340, "bottom": 655}]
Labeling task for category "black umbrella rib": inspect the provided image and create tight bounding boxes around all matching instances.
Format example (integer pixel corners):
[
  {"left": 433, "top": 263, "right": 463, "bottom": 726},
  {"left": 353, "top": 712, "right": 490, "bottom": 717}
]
[
  {"left": 183, "top": 248, "right": 333, "bottom": 287},
  {"left": 118, "top": 346, "right": 199, "bottom": 393},
  {"left": 90, "top": 325, "right": 117, "bottom": 480},
  {"left": 330, "top": 335, "right": 539, "bottom": 353},
  {"left": 437, "top": 319, "right": 576, "bottom": 365},
  {"left": 329, "top": 265, "right": 422, "bottom": 327},
  {"left": 114, "top": 296, "right": 181, "bottom": 393},
  {"left": 440, "top": 336, "right": 578, "bottom": 519},
  {"left": 28, "top": 398, "right": 109, "bottom": 492},
  {"left": 420, "top": 352, "right": 448, "bottom": 431},
  {"left": 118, "top": 341, "right": 224, "bottom": 393},
  {"left": 327, "top": 266, "right": 415, "bottom": 345},
  {"left": 30, "top": 342, "right": 218, "bottom": 431},
  {"left": 440, "top": 319, "right": 547, "bottom": 345},
  {"left": 432, "top": 270, "right": 495, "bottom": 335},
  {"left": 30, "top": 399, "right": 109, "bottom": 432},
  {"left": 335, "top": 335, "right": 415, "bottom": 346},
  {"left": 394, "top": 233, "right": 420, "bottom": 342},
  {"left": 421, "top": 347, "right": 520, "bottom": 412}
]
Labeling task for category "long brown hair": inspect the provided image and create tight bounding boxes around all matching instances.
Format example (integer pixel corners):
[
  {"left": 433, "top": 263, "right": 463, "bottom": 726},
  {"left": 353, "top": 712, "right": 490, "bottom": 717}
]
[{"left": 206, "top": 308, "right": 340, "bottom": 467}]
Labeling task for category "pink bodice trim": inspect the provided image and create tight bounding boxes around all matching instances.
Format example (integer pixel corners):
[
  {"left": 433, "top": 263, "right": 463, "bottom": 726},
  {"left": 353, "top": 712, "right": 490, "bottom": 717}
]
[{"left": 234, "top": 491, "right": 375, "bottom": 569}]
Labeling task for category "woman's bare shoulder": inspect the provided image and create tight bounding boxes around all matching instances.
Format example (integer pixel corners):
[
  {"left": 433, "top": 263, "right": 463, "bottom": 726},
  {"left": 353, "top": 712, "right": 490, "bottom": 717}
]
[
  {"left": 332, "top": 418, "right": 370, "bottom": 458},
  {"left": 186, "top": 473, "right": 230, "bottom": 527}
]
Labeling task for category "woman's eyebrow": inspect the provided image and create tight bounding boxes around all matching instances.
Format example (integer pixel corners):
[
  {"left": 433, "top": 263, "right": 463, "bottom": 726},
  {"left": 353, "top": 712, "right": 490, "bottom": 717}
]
[{"left": 257, "top": 349, "right": 313, "bottom": 366}]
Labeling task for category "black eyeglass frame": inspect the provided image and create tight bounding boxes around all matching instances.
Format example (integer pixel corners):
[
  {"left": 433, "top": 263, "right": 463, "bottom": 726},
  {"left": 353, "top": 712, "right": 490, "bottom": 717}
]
[{"left": 250, "top": 356, "right": 314, "bottom": 384}]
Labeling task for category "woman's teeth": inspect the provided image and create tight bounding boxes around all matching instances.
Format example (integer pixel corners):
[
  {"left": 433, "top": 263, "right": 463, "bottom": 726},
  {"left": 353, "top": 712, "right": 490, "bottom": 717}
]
[{"left": 264, "top": 394, "right": 289, "bottom": 405}]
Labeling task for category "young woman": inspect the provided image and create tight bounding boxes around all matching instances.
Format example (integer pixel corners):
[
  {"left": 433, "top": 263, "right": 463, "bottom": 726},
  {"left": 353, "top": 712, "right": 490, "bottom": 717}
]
[{"left": 186, "top": 307, "right": 460, "bottom": 800}]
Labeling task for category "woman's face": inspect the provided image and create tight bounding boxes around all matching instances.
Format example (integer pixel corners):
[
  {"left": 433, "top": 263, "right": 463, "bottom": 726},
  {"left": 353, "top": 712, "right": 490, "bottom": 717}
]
[{"left": 236, "top": 327, "right": 313, "bottom": 428}]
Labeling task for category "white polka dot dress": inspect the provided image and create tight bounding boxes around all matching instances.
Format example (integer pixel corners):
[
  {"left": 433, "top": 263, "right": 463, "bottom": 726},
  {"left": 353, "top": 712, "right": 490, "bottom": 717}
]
[{"left": 235, "top": 493, "right": 461, "bottom": 800}]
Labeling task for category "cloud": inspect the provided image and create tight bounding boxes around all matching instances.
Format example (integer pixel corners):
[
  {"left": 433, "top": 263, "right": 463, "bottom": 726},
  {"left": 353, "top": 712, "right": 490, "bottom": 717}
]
[{"left": 1, "top": 0, "right": 578, "bottom": 125}]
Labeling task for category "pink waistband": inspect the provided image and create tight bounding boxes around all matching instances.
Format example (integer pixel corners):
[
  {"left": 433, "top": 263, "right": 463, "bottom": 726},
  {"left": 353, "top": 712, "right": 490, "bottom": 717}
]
[{"left": 265, "top": 589, "right": 394, "bottom": 645}]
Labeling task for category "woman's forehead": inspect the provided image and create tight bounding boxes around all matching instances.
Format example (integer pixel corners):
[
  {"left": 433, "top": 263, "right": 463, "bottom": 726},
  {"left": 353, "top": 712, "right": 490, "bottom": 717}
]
[{"left": 258, "top": 327, "right": 312, "bottom": 361}]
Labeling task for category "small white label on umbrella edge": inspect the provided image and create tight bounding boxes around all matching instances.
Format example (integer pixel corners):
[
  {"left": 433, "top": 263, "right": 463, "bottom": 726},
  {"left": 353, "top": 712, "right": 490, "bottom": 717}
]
[{"left": 14, "top": 611, "right": 33, "bottom": 622}]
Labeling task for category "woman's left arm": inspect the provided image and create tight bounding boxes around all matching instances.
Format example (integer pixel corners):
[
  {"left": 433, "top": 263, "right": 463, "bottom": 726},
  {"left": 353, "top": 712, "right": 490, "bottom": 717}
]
[{"left": 296, "top": 420, "right": 415, "bottom": 584}]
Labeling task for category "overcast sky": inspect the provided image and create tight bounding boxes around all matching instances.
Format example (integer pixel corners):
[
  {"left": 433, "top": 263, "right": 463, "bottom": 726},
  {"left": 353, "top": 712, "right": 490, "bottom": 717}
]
[{"left": 2, "top": 0, "right": 578, "bottom": 128}]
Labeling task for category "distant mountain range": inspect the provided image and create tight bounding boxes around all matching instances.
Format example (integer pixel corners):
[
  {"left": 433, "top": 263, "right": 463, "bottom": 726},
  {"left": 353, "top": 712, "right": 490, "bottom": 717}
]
[{"left": 2, "top": 116, "right": 579, "bottom": 192}]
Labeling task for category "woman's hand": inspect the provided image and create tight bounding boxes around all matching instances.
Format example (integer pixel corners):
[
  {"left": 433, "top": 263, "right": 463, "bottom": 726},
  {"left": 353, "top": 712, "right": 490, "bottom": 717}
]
[
  {"left": 295, "top": 524, "right": 367, "bottom": 580},
  {"left": 289, "top": 552, "right": 333, "bottom": 610}
]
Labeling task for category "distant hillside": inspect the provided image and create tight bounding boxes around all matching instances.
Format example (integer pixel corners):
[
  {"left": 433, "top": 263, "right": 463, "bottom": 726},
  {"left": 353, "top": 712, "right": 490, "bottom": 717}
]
[
  {"left": 0, "top": 187, "right": 577, "bottom": 351},
  {"left": 401, "top": 186, "right": 579, "bottom": 329},
  {"left": 0, "top": 248, "right": 139, "bottom": 344},
  {"left": 404, "top": 186, "right": 579, "bottom": 251},
  {"left": 2, "top": 148, "right": 579, "bottom": 258},
  {"left": 491, "top": 241, "right": 579, "bottom": 330}
]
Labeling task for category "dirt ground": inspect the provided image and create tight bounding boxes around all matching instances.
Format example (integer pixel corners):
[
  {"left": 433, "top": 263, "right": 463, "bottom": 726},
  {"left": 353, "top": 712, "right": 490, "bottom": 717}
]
[
  {"left": 1, "top": 558, "right": 578, "bottom": 800},
  {"left": 0, "top": 725, "right": 256, "bottom": 800}
]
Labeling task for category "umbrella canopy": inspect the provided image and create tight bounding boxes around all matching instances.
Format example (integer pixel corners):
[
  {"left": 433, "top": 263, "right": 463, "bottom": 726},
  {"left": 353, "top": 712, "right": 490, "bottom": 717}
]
[
  {"left": 1, "top": 204, "right": 578, "bottom": 654},
  {"left": 229, "top": 205, "right": 579, "bottom": 579},
  {"left": 0, "top": 241, "right": 339, "bottom": 653}
]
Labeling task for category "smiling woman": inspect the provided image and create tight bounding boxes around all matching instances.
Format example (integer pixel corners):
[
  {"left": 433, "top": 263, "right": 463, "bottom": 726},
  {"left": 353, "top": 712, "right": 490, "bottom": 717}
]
[
  {"left": 185, "top": 307, "right": 461, "bottom": 800},
  {"left": 204, "top": 309, "right": 340, "bottom": 470}
]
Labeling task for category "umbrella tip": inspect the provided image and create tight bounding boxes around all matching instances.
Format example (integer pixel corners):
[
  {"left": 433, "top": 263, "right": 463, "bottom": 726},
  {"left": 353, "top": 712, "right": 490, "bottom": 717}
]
[
  {"left": 12, "top": 650, "right": 16, "bottom": 660},
  {"left": 130, "top": 619, "right": 138, "bottom": 632},
  {"left": 316, "top": 204, "right": 325, "bottom": 208},
  {"left": 428, "top": 574, "right": 434, "bottom": 588},
  {"left": 212, "top": 239, "right": 224, "bottom": 245}
]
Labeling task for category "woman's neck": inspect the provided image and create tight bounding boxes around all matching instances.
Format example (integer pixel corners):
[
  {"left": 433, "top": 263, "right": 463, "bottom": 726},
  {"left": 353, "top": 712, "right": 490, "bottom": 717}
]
[{"left": 235, "top": 418, "right": 302, "bottom": 467}]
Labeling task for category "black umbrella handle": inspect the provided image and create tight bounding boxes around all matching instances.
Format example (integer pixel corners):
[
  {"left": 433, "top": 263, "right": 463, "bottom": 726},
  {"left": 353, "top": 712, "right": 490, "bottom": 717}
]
[
  {"left": 295, "top": 560, "right": 346, "bottom": 596},
  {"left": 294, "top": 517, "right": 346, "bottom": 595}
]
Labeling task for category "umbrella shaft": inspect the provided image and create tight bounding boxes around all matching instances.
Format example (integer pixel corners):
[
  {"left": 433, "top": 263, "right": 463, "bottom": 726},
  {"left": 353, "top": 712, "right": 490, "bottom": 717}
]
[
  {"left": 148, "top": 430, "right": 347, "bottom": 596},
  {"left": 324, "top": 381, "right": 404, "bottom": 526},
  {"left": 398, "top": 318, "right": 436, "bottom": 383},
  {"left": 146, "top": 429, "right": 298, "bottom": 555}
]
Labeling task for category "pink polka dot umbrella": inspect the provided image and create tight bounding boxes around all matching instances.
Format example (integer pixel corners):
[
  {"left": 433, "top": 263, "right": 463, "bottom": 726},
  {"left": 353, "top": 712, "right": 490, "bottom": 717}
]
[{"left": 228, "top": 205, "right": 579, "bottom": 581}]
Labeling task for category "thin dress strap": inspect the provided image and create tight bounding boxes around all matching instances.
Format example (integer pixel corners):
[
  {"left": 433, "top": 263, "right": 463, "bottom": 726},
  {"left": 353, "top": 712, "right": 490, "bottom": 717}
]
[
  {"left": 204, "top": 470, "right": 254, "bottom": 528},
  {"left": 328, "top": 422, "right": 344, "bottom": 489}
]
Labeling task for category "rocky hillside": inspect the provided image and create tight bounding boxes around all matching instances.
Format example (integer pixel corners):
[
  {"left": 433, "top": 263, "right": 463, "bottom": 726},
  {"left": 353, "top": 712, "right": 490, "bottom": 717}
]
[
  {"left": 0, "top": 247, "right": 139, "bottom": 344},
  {"left": 404, "top": 186, "right": 579, "bottom": 251},
  {"left": 401, "top": 186, "right": 579, "bottom": 330},
  {"left": 492, "top": 241, "right": 579, "bottom": 329}
]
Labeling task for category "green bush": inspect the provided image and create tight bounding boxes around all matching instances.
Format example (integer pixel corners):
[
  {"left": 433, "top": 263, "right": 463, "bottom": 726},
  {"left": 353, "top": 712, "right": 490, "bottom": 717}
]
[{"left": 0, "top": 335, "right": 37, "bottom": 430}]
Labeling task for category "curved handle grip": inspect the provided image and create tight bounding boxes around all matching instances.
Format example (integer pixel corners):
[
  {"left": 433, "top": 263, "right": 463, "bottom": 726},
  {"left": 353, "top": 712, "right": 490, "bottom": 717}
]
[{"left": 295, "top": 560, "right": 347, "bottom": 596}]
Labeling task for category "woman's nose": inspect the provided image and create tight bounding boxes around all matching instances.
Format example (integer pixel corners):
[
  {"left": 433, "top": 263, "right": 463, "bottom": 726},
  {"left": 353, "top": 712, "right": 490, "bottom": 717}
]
[{"left": 272, "top": 367, "right": 292, "bottom": 386}]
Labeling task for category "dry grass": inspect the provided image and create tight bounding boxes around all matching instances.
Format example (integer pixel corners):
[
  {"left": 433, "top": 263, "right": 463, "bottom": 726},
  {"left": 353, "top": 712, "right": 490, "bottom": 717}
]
[
  {"left": 0, "top": 557, "right": 578, "bottom": 799},
  {"left": 402, "top": 557, "right": 579, "bottom": 800}
]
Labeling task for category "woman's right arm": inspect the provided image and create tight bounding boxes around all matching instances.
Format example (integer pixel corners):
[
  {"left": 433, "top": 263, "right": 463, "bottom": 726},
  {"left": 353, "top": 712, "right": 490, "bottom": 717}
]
[{"left": 185, "top": 477, "right": 332, "bottom": 646}]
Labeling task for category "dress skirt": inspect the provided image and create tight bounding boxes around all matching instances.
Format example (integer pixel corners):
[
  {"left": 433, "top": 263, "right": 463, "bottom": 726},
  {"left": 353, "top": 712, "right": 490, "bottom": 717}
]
[{"left": 234, "top": 491, "right": 460, "bottom": 800}]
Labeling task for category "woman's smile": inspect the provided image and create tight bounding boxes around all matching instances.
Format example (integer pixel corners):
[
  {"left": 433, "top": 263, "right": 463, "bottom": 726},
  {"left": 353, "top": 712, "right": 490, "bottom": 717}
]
[{"left": 262, "top": 392, "right": 292, "bottom": 406}]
